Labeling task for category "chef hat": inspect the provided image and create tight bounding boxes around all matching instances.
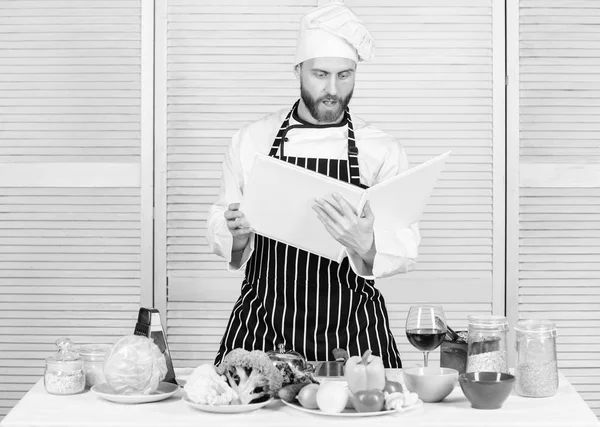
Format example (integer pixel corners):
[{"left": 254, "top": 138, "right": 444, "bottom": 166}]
[{"left": 294, "top": 1, "right": 375, "bottom": 66}]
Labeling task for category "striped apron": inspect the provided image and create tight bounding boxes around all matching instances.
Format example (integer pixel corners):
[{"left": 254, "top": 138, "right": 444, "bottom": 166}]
[{"left": 215, "top": 101, "right": 402, "bottom": 368}]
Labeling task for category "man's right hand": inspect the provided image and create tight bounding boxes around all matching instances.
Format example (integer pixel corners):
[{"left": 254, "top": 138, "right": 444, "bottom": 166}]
[{"left": 224, "top": 203, "right": 253, "bottom": 251}]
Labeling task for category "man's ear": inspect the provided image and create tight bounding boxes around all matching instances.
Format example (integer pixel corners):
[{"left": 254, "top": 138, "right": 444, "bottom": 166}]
[{"left": 293, "top": 64, "right": 301, "bottom": 79}]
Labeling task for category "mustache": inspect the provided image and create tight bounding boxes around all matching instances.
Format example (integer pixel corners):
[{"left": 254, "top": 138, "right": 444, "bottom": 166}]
[{"left": 319, "top": 95, "right": 340, "bottom": 102}]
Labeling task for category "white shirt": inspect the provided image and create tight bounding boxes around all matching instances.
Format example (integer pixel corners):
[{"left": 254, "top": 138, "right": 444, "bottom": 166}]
[{"left": 205, "top": 107, "right": 421, "bottom": 279}]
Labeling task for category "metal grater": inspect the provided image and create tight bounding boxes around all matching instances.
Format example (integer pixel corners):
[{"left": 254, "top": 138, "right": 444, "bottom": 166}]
[{"left": 133, "top": 307, "right": 178, "bottom": 385}]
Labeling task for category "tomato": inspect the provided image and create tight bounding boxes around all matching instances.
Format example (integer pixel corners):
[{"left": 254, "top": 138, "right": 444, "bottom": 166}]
[
  {"left": 383, "top": 379, "right": 404, "bottom": 394},
  {"left": 350, "top": 389, "right": 386, "bottom": 413},
  {"left": 297, "top": 384, "right": 319, "bottom": 409}
]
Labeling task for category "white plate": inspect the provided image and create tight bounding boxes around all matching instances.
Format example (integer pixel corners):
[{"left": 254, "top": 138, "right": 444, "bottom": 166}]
[
  {"left": 282, "top": 398, "right": 423, "bottom": 417},
  {"left": 183, "top": 395, "right": 273, "bottom": 413},
  {"left": 91, "top": 382, "right": 180, "bottom": 404}
]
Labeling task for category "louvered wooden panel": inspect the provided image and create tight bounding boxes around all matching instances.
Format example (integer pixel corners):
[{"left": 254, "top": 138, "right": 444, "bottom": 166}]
[
  {"left": 0, "top": 0, "right": 145, "bottom": 420},
  {"left": 160, "top": 0, "right": 504, "bottom": 371},
  {"left": 518, "top": 189, "right": 600, "bottom": 417},
  {"left": 514, "top": 0, "right": 600, "bottom": 418},
  {"left": 163, "top": 0, "right": 316, "bottom": 368},
  {"left": 0, "top": 0, "right": 141, "bottom": 163},
  {"left": 348, "top": 1, "right": 498, "bottom": 303},
  {"left": 0, "top": 188, "right": 141, "bottom": 418}
]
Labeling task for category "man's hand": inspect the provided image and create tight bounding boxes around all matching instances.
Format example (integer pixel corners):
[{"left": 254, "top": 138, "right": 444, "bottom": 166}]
[
  {"left": 224, "top": 203, "right": 253, "bottom": 252},
  {"left": 312, "top": 193, "right": 375, "bottom": 258}
]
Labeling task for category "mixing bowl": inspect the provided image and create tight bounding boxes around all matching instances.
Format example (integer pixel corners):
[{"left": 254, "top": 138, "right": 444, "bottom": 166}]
[
  {"left": 459, "top": 371, "right": 515, "bottom": 409},
  {"left": 403, "top": 366, "right": 458, "bottom": 403}
]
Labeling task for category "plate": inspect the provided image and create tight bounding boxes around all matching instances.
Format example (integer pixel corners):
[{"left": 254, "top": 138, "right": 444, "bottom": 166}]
[
  {"left": 183, "top": 395, "right": 273, "bottom": 413},
  {"left": 282, "top": 398, "right": 423, "bottom": 417},
  {"left": 91, "top": 382, "right": 180, "bottom": 404}
]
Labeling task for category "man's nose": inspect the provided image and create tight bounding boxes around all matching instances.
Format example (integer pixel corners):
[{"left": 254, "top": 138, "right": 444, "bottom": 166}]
[{"left": 326, "top": 76, "right": 338, "bottom": 96}]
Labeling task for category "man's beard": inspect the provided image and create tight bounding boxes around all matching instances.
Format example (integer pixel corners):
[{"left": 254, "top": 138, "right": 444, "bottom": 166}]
[{"left": 300, "top": 83, "right": 353, "bottom": 123}]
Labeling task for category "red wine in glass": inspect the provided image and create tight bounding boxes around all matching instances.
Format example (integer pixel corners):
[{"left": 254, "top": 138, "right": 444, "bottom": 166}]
[
  {"left": 405, "top": 305, "right": 447, "bottom": 367},
  {"left": 406, "top": 328, "right": 446, "bottom": 352}
]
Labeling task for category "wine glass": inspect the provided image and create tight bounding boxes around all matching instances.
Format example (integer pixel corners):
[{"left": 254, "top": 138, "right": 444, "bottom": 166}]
[{"left": 405, "top": 305, "right": 447, "bottom": 367}]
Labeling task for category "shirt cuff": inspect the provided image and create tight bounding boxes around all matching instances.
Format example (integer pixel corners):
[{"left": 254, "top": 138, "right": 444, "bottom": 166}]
[
  {"left": 346, "top": 225, "right": 419, "bottom": 279},
  {"left": 227, "top": 234, "right": 255, "bottom": 271}
]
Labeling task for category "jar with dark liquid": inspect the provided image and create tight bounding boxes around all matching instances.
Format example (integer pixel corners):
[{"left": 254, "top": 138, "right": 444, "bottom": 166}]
[{"left": 440, "top": 331, "right": 468, "bottom": 374}]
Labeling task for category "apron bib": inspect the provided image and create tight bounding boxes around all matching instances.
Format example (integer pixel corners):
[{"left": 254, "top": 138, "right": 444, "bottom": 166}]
[{"left": 215, "top": 101, "right": 401, "bottom": 368}]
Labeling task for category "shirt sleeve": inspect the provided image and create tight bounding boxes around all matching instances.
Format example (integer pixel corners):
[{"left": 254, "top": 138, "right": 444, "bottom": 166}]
[
  {"left": 205, "top": 130, "right": 255, "bottom": 271},
  {"left": 345, "top": 143, "right": 421, "bottom": 279}
]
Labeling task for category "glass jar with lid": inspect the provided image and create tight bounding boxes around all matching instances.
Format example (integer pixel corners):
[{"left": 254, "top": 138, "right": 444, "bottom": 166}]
[
  {"left": 44, "top": 337, "right": 85, "bottom": 395},
  {"left": 466, "top": 315, "right": 509, "bottom": 373},
  {"left": 514, "top": 319, "right": 558, "bottom": 397},
  {"left": 77, "top": 343, "right": 112, "bottom": 388}
]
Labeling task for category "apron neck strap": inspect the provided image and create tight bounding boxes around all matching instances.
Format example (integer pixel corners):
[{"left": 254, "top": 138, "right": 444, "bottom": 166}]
[
  {"left": 268, "top": 100, "right": 298, "bottom": 158},
  {"left": 345, "top": 108, "right": 361, "bottom": 187},
  {"left": 268, "top": 100, "right": 362, "bottom": 187}
]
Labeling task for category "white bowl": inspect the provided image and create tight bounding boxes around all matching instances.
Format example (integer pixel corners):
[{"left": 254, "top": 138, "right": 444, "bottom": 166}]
[{"left": 403, "top": 366, "right": 458, "bottom": 403}]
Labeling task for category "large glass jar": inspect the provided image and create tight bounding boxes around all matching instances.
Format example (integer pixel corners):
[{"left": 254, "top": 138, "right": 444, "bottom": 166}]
[
  {"left": 466, "top": 315, "right": 509, "bottom": 373},
  {"left": 514, "top": 319, "right": 558, "bottom": 397},
  {"left": 77, "top": 344, "right": 111, "bottom": 388},
  {"left": 44, "top": 337, "right": 85, "bottom": 395}
]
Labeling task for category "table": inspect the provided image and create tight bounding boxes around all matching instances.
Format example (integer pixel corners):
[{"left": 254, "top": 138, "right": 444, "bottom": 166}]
[{"left": 2, "top": 371, "right": 599, "bottom": 427}]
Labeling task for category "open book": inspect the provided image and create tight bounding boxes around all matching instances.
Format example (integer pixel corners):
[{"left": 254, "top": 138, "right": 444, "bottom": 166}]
[{"left": 239, "top": 151, "right": 450, "bottom": 262}]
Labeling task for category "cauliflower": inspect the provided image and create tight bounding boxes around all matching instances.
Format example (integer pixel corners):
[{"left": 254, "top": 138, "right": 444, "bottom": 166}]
[
  {"left": 184, "top": 364, "right": 239, "bottom": 405},
  {"left": 216, "top": 348, "right": 284, "bottom": 405}
]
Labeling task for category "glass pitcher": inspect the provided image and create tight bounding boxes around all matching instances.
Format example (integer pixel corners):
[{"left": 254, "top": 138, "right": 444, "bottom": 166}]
[{"left": 514, "top": 319, "right": 558, "bottom": 397}]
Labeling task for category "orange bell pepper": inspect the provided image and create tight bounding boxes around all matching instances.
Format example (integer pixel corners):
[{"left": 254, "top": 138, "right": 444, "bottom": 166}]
[{"left": 344, "top": 349, "right": 386, "bottom": 394}]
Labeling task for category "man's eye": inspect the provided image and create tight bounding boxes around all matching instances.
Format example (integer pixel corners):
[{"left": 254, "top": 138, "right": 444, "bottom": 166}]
[
  {"left": 339, "top": 73, "right": 349, "bottom": 80},
  {"left": 315, "top": 72, "right": 326, "bottom": 78}
]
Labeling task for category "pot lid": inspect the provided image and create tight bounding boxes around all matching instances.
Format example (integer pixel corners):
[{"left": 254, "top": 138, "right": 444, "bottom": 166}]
[{"left": 267, "top": 343, "right": 307, "bottom": 366}]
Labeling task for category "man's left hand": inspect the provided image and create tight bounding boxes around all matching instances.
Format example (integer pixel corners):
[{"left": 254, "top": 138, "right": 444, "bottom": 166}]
[{"left": 313, "top": 193, "right": 375, "bottom": 257}]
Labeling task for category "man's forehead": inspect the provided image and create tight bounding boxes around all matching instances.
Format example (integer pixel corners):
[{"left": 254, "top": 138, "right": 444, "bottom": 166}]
[{"left": 304, "top": 57, "right": 357, "bottom": 71}]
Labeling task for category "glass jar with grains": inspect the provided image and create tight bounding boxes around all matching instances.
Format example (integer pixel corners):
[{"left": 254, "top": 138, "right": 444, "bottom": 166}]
[
  {"left": 466, "top": 315, "right": 509, "bottom": 373},
  {"left": 44, "top": 337, "right": 85, "bottom": 395},
  {"left": 514, "top": 319, "right": 559, "bottom": 397}
]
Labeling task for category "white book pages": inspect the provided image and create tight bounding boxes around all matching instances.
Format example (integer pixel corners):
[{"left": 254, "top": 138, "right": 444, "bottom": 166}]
[
  {"left": 239, "top": 151, "right": 450, "bottom": 262},
  {"left": 363, "top": 151, "right": 451, "bottom": 234},
  {"left": 240, "top": 154, "right": 364, "bottom": 262}
]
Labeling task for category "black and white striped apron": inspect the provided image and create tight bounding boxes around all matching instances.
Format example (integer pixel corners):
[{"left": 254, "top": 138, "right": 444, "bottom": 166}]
[{"left": 215, "top": 101, "right": 402, "bottom": 368}]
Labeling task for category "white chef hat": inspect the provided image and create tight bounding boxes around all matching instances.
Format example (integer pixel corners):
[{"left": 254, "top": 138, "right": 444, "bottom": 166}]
[{"left": 294, "top": 1, "right": 375, "bottom": 66}]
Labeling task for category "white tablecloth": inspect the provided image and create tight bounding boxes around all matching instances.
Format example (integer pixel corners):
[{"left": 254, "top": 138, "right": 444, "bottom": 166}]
[{"left": 2, "top": 371, "right": 599, "bottom": 427}]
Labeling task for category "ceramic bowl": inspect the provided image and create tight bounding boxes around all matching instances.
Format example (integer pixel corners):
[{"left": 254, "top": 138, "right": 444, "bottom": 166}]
[
  {"left": 403, "top": 366, "right": 458, "bottom": 402},
  {"left": 459, "top": 371, "right": 515, "bottom": 410}
]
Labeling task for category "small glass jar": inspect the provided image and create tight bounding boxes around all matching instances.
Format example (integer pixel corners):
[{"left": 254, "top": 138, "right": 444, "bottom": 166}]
[
  {"left": 514, "top": 319, "right": 559, "bottom": 397},
  {"left": 44, "top": 337, "right": 85, "bottom": 395},
  {"left": 440, "top": 330, "right": 468, "bottom": 374},
  {"left": 466, "top": 315, "right": 509, "bottom": 373},
  {"left": 77, "top": 344, "right": 111, "bottom": 388}
]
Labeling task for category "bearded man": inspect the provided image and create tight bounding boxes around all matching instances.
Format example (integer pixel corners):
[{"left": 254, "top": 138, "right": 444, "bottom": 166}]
[{"left": 207, "top": 2, "right": 420, "bottom": 368}]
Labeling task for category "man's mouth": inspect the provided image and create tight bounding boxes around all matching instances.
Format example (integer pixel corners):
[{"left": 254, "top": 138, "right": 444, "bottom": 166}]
[{"left": 322, "top": 99, "right": 338, "bottom": 107}]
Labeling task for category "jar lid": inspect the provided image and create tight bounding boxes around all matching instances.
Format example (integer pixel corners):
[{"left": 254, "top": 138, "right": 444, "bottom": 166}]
[
  {"left": 514, "top": 319, "right": 557, "bottom": 335},
  {"left": 468, "top": 314, "right": 509, "bottom": 330},
  {"left": 77, "top": 343, "right": 112, "bottom": 358},
  {"left": 45, "top": 337, "right": 83, "bottom": 371}
]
